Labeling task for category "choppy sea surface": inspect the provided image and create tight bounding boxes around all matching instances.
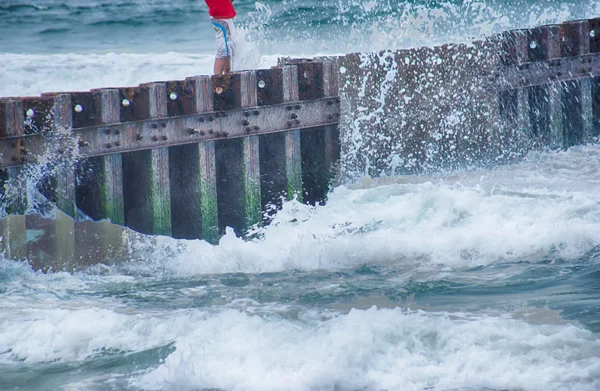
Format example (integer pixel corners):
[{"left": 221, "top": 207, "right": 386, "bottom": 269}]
[{"left": 1, "top": 1, "right": 600, "bottom": 390}]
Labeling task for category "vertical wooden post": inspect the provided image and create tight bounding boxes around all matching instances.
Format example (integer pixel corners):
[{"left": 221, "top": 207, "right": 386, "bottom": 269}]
[
  {"left": 122, "top": 83, "right": 172, "bottom": 236},
  {"left": 283, "top": 66, "right": 303, "bottom": 203},
  {"left": 51, "top": 94, "right": 77, "bottom": 218},
  {"left": 76, "top": 89, "right": 125, "bottom": 224},
  {"left": 169, "top": 76, "right": 219, "bottom": 242},
  {"left": 299, "top": 60, "right": 341, "bottom": 205},
  {"left": 516, "top": 26, "right": 562, "bottom": 148},
  {"left": 256, "top": 65, "right": 304, "bottom": 215},
  {"left": 0, "top": 99, "right": 27, "bottom": 260},
  {"left": 215, "top": 71, "right": 262, "bottom": 234},
  {"left": 561, "top": 20, "right": 592, "bottom": 146},
  {"left": 240, "top": 71, "right": 262, "bottom": 228},
  {"left": 0, "top": 99, "right": 28, "bottom": 214}
]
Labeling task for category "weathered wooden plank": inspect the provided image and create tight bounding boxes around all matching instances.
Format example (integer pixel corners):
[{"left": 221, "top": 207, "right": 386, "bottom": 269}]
[
  {"left": 122, "top": 82, "right": 172, "bottom": 236},
  {"left": 76, "top": 89, "right": 125, "bottom": 224},
  {"left": 50, "top": 94, "right": 77, "bottom": 219},
  {"left": 258, "top": 66, "right": 304, "bottom": 215},
  {"left": 215, "top": 71, "right": 262, "bottom": 234},
  {"left": 558, "top": 20, "right": 593, "bottom": 146},
  {"left": 0, "top": 98, "right": 340, "bottom": 169},
  {"left": 170, "top": 75, "right": 219, "bottom": 242}
]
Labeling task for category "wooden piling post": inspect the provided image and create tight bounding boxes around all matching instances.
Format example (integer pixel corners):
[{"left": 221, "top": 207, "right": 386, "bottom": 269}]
[
  {"left": 75, "top": 89, "right": 125, "bottom": 224},
  {"left": 0, "top": 99, "right": 27, "bottom": 260},
  {"left": 48, "top": 94, "right": 77, "bottom": 218},
  {"left": 294, "top": 60, "right": 340, "bottom": 204},
  {"left": 256, "top": 65, "right": 304, "bottom": 216},
  {"left": 0, "top": 99, "right": 28, "bottom": 214},
  {"left": 169, "top": 76, "right": 219, "bottom": 242},
  {"left": 121, "top": 83, "right": 172, "bottom": 236},
  {"left": 214, "top": 71, "right": 262, "bottom": 234},
  {"left": 560, "top": 20, "right": 593, "bottom": 146},
  {"left": 24, "top": 94, "right": 76, "bottom": 267}
]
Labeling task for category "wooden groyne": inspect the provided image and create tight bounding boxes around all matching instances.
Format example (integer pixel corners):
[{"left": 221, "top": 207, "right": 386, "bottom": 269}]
[{"left": 1, "top": 16, "right": 599, "bottom": 268}]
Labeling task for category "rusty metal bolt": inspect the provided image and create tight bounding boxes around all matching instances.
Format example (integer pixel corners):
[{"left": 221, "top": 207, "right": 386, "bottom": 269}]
[
  {"left": 243, "top": 119, "right": 250, "bottom": 126},
  {"left": 199, "top": 130, "right": 206, "bottom": 136},
  {"left": 285, "top": 106, "right": 293, "bottom": 111},
  {"left": 115, "top": 141, "right": 121, "bottom": 147},
  {"left": 161, "top": 122, "right": 167, "bottom": 128},
  {"left": 136, "top": 134, "right": 144, "bottom": 141},
  {"left": 152, "top": 135, "right": 159, "bottom": 141},
  {"left": 105, "top": 143, "right": 112, "bottom": 148},
  {"left": 327, "top": 114, "right": 334, "bottom": 120},
  {"left": 244, "top": 111, "right": 251, "bottom": 117},
  {"left": 246, "top": 127, "right": 252, "bottom": 133},
  {"left": 253, "top": 126, "right": 260, "bottom": 131},
  {"left": 161, "top": 135, "right": 167, "bottom": 141},
  {"left": 199, "top": 117, "right": 205, "bottom": 123},
  {"left": 291, "top": 113, "right": 298, "bottom": 119},
  {"left": 104, "top": 128, "right": 111, "bottom": 135},
  {"left": 327, "top": 100, "right": 334, "bottom": 106},
  {"left": 209, "top": 116, "right": 215, "bottom": 122},
  {"left": 114, "top": 129, "right": 121, "bottom": 135},
  {"left": 253, "top": 110, "right": 260, "bottom": 116},
  {"left": 295, "top": 119, "right": 301, "bottom": 125},
  {"left": 152, "top": 123, "right": 158, "bottom": 129}
]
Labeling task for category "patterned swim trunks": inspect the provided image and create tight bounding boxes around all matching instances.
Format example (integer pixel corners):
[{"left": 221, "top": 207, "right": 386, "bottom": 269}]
[{"left": 211, "top": 18, "right": 236, "bottom": 60}]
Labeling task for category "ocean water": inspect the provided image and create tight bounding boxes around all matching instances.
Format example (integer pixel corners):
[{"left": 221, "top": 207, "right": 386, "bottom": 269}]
[{"left": 1, "top": 1, "right": 600, "bottom": 390}]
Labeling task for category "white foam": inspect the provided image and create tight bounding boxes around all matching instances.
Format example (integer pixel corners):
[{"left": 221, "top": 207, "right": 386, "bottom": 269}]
[
  {"left": 124, "top": 146, "right": 600, "bottom": 276},
  {"left": 134, "top": 307, "right": 600, "bottom": 391}
]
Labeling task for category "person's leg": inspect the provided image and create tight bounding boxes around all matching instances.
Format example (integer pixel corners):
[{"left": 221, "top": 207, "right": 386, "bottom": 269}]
[{"left": 213, "top": 57, "right": 231, "bottom": 75}]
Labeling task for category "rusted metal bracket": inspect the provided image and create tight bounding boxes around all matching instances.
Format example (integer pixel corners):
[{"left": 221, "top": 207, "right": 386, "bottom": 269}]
[{"left": 0, "top": 97, "right": 340, "bottom": 169}]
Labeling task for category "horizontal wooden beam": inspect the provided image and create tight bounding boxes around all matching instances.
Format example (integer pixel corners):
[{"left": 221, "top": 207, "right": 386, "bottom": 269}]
[
  {"left": 0, "top": 97, "right": 340, "bottom": 169},
  {"left": 491, "top": 52, "right": 600, "bottom": 91}
]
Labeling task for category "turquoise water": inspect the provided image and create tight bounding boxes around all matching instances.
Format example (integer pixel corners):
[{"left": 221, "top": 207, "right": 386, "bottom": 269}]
[{"left": 1, "top": 0, "right": 600, "bottom": 390}]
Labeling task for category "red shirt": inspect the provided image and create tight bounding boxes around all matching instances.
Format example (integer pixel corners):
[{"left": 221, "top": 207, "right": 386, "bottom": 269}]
[{"left": 205, "top": 0, "right": 236, "bottom": 19}]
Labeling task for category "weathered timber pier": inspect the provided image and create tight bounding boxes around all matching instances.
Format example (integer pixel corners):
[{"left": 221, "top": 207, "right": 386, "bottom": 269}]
[{"left": 1, "top": 17, "right": 600, "bottom": 269}]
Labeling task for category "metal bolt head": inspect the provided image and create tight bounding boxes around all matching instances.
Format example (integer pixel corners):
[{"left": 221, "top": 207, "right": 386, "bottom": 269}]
[
  {"left": 152, "top": 123, "right": 158, "bottom": 129},
  {"left": 152, "top": 135, "right": 159, "bottom": 141},
  {"left": 105, "top": 143, "right": 112, "bottom": 148},
  {"left": 136, "top": 134, "right": 144, "bottom": 141}
]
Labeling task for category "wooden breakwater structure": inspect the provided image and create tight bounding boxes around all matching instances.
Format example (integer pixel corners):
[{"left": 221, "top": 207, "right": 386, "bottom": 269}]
[
  {"left": 328, "top": 17, "right": 600, "bottom": 177},
  {"left": 1, "top": 16, "right": 600, "bottom": 269},
  {"left": 0, "top": 65, "right": 341, "bottom": 269}
]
